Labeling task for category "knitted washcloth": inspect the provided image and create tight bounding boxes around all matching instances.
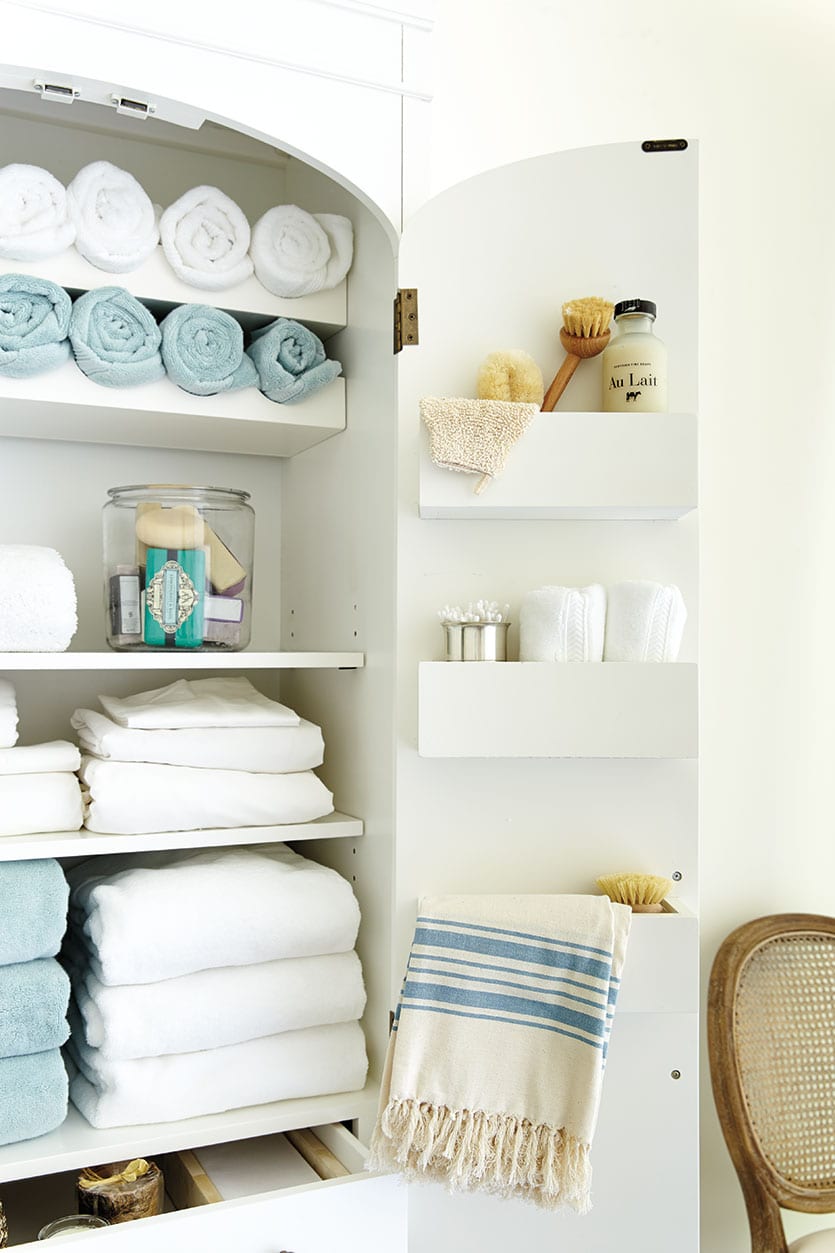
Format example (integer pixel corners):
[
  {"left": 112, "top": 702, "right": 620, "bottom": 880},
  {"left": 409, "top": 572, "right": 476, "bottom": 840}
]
[{"left": 420, "top": 397, "right": 540, "bottom": 494}]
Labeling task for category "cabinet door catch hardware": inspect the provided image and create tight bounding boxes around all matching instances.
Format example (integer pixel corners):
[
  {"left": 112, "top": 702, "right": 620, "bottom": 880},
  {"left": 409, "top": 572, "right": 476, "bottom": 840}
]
[
  {"left": 642, "top": 138, "right": 688, "bottom": 153},
  {"left": 110, "top": 94, "right": 157, "bottom": 119},
  {"left": 34, "top": 80, "right": 79, "bottom": 104},
  {"left": 394, "top": 288, "right": 419, "bottom": 353}
]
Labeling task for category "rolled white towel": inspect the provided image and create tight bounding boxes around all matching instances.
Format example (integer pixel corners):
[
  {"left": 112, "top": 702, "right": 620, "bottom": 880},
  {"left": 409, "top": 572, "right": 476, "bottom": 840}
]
[
  {"left": 519, "top": 585, "right": 606, "bottom": 662},
  {"left": 0, "top": 164, "right": 75, "bottom": 260},
  {"left": 0, "top": 741, "right": 80, "bottom": 775},
  {"left": 603, "top": 581, "right": 687, "bottom": 662},
  {"left": 250, "top": 204, "right": 353, "bottom": 298},
  {"left": 67, "top": 161, "right": 159, "bottom": 273},
  {"left": 97, "top": 676, "right": 300, "bottom": 729},
  {"left": 0, "top": 773, "right": 83, "bottom": 836},
  {"left": 0, "top": 546, "right": 77, "bottom": 652},
  {"left": 0, "top": 679, "right": 18, "bottom": 749},
  {"left": 160, "top": 185, "right": 253, "bottom": 290}
]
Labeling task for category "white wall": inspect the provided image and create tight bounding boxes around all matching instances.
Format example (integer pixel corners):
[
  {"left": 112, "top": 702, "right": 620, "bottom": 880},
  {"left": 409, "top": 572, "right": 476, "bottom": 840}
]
[{"left": 425, "top": 2, "right": 835, "bottom": 1248}]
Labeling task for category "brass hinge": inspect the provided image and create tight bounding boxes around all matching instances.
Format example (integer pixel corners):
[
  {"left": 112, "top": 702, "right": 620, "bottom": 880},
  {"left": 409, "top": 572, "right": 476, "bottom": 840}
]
[{"left": 394, "top": 288, "right": 419, "bottom": 353}]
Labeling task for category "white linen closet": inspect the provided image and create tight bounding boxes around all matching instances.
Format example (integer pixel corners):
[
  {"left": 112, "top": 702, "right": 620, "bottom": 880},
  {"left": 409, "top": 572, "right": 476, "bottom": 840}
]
[{"left": 0, "top": 4, "right": 699, "bottom": 1250}]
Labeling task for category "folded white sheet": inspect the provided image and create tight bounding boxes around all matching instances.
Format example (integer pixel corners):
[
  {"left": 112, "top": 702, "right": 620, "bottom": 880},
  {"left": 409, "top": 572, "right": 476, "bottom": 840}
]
[
  {"left": 98, "top": 677, "right": 300, "bottom": 730},
  {"left": 67, "top": 161, "right": 159, "bottom": 273},
  {"left": 160, "top": 185, "right": 253, "bottom": 290},
  {"left": 72, "top": 708, "right": 323, "bottom": 773},
  {"left": 69, "top": 949, "right": 365, "bottom": 1059},
  {"left": 250, "top": 204, "right": 353, "bottom": 298},
  {"left": 0, "top": 773, "right": 83, "bottom": 836},
  {"left": 67, "top": 844, "right": 360, "bottom": 984},
  {"left": 68, "top": 1019, "right": 368, "bottom": 1128},
  {"left": 80, "top": 756, "right": 332, "bottom": 834},
  {"left": 0, "top": 679, "right": 18, "bottom": 749},
  {"left": 0, "top": 546, "right": 77, "bottom": 652},
  {"left": 0, "top": 741, "right": 80, "bottom": 775},
  {"left": 603, "top": 581, "right": 687, "bottom": 662},
  {"left": 519, "top": 585, "right": 606, "bottom": 662},
  {"left": 0, "top": 164, "right": 75, "bottom": 260}
]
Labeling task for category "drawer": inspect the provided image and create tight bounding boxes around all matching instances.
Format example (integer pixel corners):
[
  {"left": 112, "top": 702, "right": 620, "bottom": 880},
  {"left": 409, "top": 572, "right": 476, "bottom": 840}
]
[{"left": 2, "top": 1124, "right": 406, "bottom": 1253}]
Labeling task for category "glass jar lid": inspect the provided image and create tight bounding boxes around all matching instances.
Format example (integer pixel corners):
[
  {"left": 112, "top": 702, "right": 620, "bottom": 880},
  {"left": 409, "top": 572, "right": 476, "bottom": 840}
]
[{"left": 107, "top": 484, "right": 251, "bottom": 504}]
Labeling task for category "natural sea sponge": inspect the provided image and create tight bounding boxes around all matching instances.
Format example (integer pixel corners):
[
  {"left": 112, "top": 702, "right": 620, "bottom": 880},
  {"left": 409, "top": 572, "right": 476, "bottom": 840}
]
[{"left": 476, "top": 349, "right": 544, "bottom": 405}]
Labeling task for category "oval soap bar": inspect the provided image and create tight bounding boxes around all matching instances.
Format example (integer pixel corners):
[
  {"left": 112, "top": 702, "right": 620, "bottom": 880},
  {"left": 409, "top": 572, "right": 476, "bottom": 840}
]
[{"left": 135, "top": 504, "right": 206, "bottom": 549}]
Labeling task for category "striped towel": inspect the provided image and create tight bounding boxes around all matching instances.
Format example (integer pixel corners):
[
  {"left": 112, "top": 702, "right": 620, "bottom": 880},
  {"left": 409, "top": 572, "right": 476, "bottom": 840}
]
[{"left": 370, "top": 894, "right": 631, "bottom": 1212}]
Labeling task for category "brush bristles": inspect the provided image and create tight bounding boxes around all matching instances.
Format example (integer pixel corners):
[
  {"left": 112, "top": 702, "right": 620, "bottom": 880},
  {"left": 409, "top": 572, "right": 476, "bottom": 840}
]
[
  {"left": 562, "top": 297, "right": 614, "bottom": 340},
  {"left": 596, "top": 872, "right": 672, "bottom": 908}
]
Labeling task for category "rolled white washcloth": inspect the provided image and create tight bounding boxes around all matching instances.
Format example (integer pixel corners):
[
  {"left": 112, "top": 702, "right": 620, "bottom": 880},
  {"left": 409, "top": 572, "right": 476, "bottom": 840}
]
[
  {"left": 67, "top": 161, "right": 159, "bottom": 273},
  {"left": 0, "top": 164, "right": 75, "bottom": 260},
  {"left": 0, "top": 679, "right": 18, "bottom": 749},
  {"left": 0, "top": 773, "right": 83, "bottom": 835},
  {"left": 519, "top": 585, "right": 606, "bottom": 662},
  {"left": 97, "top": 676, "right": 300, "bottom": 729},
  {"left": 0, "top": 546, "right": 77, "bottom": 652},
  {"left": 603, "top": 581, "right": 687, "bottom": 662},
  {"left": 250, "top": 204, "right": 353, "bottom": 298},
  {"left": 0, "top": 741, "right": 80, "bottom": 775},
  {"left": 160, "top": 185, "right": 253, "bottom": 290}
]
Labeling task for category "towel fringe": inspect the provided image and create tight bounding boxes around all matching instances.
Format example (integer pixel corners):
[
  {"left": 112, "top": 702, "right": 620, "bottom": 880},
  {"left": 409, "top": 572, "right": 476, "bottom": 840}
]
[{"left": 369, "top": 1097, "right": 592, "bottom": 1213}]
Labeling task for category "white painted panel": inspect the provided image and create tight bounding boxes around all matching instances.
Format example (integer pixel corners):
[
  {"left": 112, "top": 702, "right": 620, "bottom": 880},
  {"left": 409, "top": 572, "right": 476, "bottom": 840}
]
[
  {"left": 616, "top": 905, "right": 699, "bottom": 1014},
  {"left": 418, "top": 662, "right": 698, "bottom": 758}
]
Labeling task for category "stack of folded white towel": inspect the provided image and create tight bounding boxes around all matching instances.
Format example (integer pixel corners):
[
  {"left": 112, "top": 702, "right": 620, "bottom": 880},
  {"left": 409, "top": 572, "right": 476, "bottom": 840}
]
[
  {"left": 64, "top": 843, "right": 368, "bottom": 1127},
  {"left": 0, "top": 682, "right": 83, "bottom": 836},
  {"left": 520, "top": 580, "right": 687, "bottom": 663},
  {"left": 72, "top": 676, "right": 334, "bottom": 835}
]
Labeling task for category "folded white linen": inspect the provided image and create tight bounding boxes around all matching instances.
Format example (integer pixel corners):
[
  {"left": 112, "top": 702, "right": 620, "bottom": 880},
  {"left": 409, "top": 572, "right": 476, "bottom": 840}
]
[
  {"left": 69, "top": 949, "right": 365, "bottom": 1059},
  {"left": 71, "top": 708, "right": 323, "bottom": 773},
  {"left": 67, "top": 161, "right": 159, "bottom": 273},
  {"left": 0, "top": 773, "right": 83, "bottom": 836},
  {"left": 250, "top": 204, "right": 353, "bottom": 298},
  {"left": 519, "top": 585, "right": 606, "bottom": 662},
  {"left": 160, "top": 185, "right": 253, "bottom": 290},
  {"left": 0, "top": 678, "right": 18, "bottom": 749},
  {"left": 0, "top": 741, "right": 80, "bottom": 775},
  {"left": 0, "top": 546, "right": 77, "bottom": 652},
  {"left": 68, "top": 1019, "right": 368, "bottom": 1128},
  {"left": 603, "top": 581, "right": 687, "bottom": 662},
  {"left": 0, "top": 164, "right": 75, "bottom": 260},
  {"left": 98, "top": 676, "right": 300, "bottom": 730},
  {"left": 67, "top": 844, "right": 360, "bottom": 984},
  {"left": 80, "top": 757, "right": 332, "bottom": 834}
]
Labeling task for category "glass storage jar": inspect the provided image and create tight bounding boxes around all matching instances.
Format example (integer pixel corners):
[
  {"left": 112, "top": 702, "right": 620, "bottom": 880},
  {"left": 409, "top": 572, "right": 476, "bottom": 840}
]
[{"left": 103, "top": 485, "right": 255, "bottom": 652}]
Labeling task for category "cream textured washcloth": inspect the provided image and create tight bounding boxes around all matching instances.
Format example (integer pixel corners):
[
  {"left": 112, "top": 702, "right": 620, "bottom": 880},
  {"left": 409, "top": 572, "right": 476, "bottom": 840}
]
[
  {"left": 420, "top": 397, "right": 540, "bottom": 494},
  {"left": 370, "top": 894, "right": 630, "bottom": 1213},
  {"left": 519, "top": 585, "right": 607, "bottom": 662},
  {"left": 603, "top": 581, "right": 687, "bottom": 662}
]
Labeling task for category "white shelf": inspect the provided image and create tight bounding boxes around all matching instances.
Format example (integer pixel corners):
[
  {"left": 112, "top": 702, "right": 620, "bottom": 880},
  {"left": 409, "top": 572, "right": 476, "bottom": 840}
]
[
  {"left": 5, "top": 249, "right": 347, "bottom": 338},
  {"left": 617, "top": 902, "right": 699, "bottom": 1014},
  {"left": 419, "top": 412, "right": 697, "bottom": 520},
  {"left": 418, "top": 661, "right": 698, "bottom": 758},
  {"left": 0, "top": 1083, "right": 377, "bottom": 1185},
  {"left": 0, "top": 364, "right": 345, "bottom": 458},
  {"left": 0, "top": 651, "right": 364, "bottom": 670},
  {"left": 0, "top": 812, "right": 364, "bottom": 861}
]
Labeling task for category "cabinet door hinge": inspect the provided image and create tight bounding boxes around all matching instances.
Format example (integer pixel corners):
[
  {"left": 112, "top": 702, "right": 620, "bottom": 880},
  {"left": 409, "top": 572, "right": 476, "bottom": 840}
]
[{"left": 394, "top": 288, "right": 419, "bottom": 353}]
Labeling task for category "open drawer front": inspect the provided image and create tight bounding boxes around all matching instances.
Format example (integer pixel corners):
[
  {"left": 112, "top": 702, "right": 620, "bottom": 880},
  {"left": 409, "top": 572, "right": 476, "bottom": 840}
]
[{"left": 3, "top": 1124, "right": 406, "bottom": 1252}]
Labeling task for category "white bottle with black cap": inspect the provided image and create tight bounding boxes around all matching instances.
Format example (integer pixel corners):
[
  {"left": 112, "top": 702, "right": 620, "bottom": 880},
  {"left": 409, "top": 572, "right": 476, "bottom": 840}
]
[{"left": 602, "top": 298, "right": 667, "bottom": 412}]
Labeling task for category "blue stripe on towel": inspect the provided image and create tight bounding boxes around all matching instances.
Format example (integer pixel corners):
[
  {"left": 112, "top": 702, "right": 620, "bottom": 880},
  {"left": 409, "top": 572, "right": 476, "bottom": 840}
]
[
  {"left": 400, "top": 1000, "right": 605, "bottom": 1050},
  {"left": 406, "top": 950, "right": 611, "bottom": 1001},
  {"left": 407, "top": 961, "right": 609, "bottom": 1013},
  {"left": 414, "top": 925, "right": 614, "bottom": 984},
  {"left": 403, "top": 978, "right": 607, "bottom": 1041},
  {"left": 417, "top": 915, "right": 616, "bottom": 961}
]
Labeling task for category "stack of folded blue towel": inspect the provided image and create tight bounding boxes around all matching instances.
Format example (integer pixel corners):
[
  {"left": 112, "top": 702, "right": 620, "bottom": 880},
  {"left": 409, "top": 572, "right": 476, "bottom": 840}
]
[{"left": 0, "top": 859, "right": 71, "bottom": 1146}]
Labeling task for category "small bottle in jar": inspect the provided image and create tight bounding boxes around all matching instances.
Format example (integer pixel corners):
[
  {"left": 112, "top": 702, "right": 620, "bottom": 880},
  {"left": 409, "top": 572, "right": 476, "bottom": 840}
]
[{"left": 602, "top": 299, "right": 667, "bottom": 412}]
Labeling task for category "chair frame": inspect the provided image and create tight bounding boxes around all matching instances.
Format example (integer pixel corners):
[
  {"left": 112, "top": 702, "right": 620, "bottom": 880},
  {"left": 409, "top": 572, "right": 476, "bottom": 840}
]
[{"left": 708, "top": 913, "right": 835, "bottom": 1253}]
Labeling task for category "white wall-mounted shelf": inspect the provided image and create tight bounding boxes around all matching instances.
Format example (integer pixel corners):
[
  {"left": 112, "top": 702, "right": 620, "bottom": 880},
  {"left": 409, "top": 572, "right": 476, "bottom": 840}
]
[
  {"left": 0, "top": 651, "right": 364, "bottom": 670},
  {"left": 0, "top": 812, "right": 364, "bottom": 861},
  {"left": 418, "top": 662, "right": 698, "bottom": 758},
  {"left": 419, "top": 413, "right": 697, "bottom": 520},
  {"left": 616, "top": 902, "right": 699, "bottom": 1014},
  {"left": 0, "top": 365, "right": 345, "bottom": 458}
]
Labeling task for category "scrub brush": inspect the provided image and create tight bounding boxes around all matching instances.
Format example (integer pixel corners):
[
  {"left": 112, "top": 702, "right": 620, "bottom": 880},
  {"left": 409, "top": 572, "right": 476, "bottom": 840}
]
[
  {"left": 596, "top": 872, "right": 672, "bottom": 914},
  {"left": 541, "top": 297, "right": 614, "bottom": 412}
]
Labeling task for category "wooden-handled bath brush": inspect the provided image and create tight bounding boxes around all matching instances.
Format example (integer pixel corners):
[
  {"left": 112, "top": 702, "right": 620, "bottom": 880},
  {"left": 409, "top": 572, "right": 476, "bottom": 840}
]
[
  {"left": 541, "top": 297, "right": 614, "bottom": 412},
  {"left": 597, "top": 872, "right": 673, "bottom": 914}
]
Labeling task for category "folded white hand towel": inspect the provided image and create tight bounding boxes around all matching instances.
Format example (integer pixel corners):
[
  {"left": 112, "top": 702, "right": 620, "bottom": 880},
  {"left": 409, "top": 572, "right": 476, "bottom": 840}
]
[
  {"left": 603, "top": 581, "right": 687, "bottom": 662},
  {"left": 67, "top": 844, "right": 360, "bottom": 983},
  {"left": 70, "top": 949, "right": 365, "bottom": 1059},
  {"left": 160, "top": 186, "right": 253, "bottom": 290},
  {"left": 98, "top": 676, "right": 300, "bottom": 729},
  {"left": 71, "top": 708, "right": 323, "bottom": 773},
  {"left": 0, "top": 741, "right": 80, "bottom": 775},
  {"left": 80, "top": 756, "right": 333, "bottom": 834},
  {"left": 68, "top": 1019, "right": 368, "bottom": 1129},
  {"left": 0, "top": 679, "right": 18, "bottom": 749},
  {"left": 67, "top": 161, "right": 159, "bottom": 273},
  {"left": 0, "top": 164, "right": 75, "bottom": 260},
  {"left": 519, "top": 585, "right": 606, "bottom": 662},
  {"left": 0, "top": 546, "right": 77, "bottom": 652},
  {"left": 250, "top": 204, "right": 353, "bottom": 298},
  {"left": 0, "top": 773, "right": 83, "bottom": 836}
]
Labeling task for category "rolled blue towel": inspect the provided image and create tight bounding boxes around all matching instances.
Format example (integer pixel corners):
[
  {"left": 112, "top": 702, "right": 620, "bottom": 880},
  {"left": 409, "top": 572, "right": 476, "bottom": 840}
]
[
  {"left": 0, "top": 959, "right": 70, "bottom": 1059},
  {"left": 0, "top": 1048, "right": 68, "bottom": 1145},
  {"left": 160, "top": 303, "right": 257, "bottom": 396},
  {"left": 0, "top": 272, "right": 71, "bottom": 378},
  {"left": 68, "top": 286, "right": 164, "bottom": 387},
  {"left": 246, "top": 316, "right": 342, "bottom": 404},
  {"left": 0, "top": 859, "right": 69, "bottom": 966}
]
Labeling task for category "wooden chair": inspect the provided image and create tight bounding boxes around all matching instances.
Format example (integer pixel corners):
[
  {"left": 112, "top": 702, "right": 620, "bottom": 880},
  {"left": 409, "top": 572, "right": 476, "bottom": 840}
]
[{"left": 708, "top": 914, "right": 835, "bottom": 1253}]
